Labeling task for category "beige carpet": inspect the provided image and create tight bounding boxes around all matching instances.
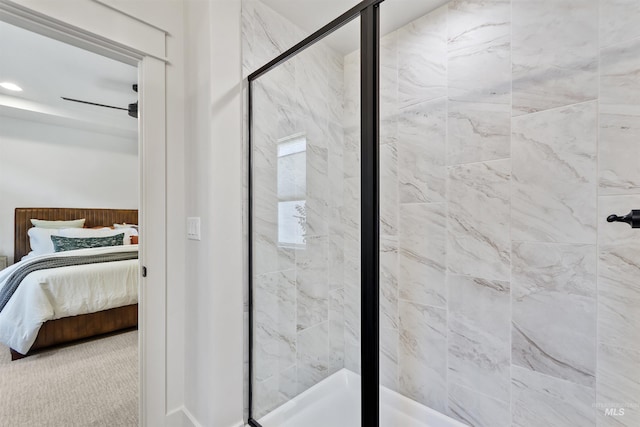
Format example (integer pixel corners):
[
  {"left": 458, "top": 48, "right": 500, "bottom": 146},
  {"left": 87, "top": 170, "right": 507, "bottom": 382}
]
[{"left": 0, "top": 331, "right": 138, "bottom": 427}]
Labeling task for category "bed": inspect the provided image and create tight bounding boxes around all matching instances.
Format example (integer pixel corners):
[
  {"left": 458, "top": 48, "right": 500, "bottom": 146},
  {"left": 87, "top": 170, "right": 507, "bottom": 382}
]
[{"left": 3, "top": 208, "right": 139, "bottom": 360}]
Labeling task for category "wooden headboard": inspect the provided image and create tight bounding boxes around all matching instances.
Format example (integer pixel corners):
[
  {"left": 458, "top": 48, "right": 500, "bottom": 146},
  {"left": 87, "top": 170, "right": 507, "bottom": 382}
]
[{"left": 14, "top": 208, "right": 138, "bottom": 262}]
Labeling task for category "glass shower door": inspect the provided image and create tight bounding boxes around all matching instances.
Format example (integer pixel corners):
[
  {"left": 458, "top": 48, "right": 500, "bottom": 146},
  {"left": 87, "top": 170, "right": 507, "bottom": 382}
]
[{"left": 249, "top": 16, "right": 361, "bottom": 426}]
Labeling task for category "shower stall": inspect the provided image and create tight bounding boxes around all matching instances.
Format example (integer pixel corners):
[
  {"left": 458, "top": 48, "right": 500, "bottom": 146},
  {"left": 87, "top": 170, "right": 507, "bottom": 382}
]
[{"left": 245, "top": 0, "right": 640, "bottom": 426}]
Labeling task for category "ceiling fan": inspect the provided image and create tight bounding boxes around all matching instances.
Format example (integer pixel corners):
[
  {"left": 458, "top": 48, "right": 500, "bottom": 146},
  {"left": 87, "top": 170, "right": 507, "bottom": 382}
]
[{"left": 61, "top": 84, "right": 138, "bottom": 118}]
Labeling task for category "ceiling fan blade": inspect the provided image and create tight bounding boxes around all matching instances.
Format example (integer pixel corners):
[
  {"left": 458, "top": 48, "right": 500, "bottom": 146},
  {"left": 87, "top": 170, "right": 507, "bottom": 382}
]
[
  {"left": 61, "top": 97, "right": 128, "bottom": 111},
  {"left": 128, "top": 102, "right": 138, "bottom": 118}
]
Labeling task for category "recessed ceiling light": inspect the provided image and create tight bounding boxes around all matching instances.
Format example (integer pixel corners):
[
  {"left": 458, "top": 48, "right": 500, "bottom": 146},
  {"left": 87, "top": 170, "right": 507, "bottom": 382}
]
[{"left": 0, "top": 82, "right": 23, "bottom": 92}]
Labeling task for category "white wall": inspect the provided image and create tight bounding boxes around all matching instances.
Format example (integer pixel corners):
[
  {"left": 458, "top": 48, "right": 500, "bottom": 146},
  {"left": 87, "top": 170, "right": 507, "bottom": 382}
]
[
  {"left": 0, "top": 115, "right": 138, "bottom": 263},
  {"left": 183, "top": 0, "right": 244, "bottom": 426}
]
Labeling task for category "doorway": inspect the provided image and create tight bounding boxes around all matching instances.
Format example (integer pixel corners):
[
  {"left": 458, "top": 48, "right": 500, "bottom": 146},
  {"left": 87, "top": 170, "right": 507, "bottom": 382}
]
[{"left": 0, "top": 1, "right": 169, "bottom": 424}]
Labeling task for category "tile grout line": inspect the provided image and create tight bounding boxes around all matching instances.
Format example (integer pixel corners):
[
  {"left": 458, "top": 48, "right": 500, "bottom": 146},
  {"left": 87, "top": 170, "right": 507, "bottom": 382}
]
[
  {"left": 595, "top": 0, "right": 601, "bottom": 421},
  {"left": 393, "top": 27, "right": 401, "bottom": 395},
  {"left": 444, "top": 3, "right": 451, "bottom": 416},
  {"left": 509, "top": 0, "right": 514, "bottom": 423},
  {"left": 512, "top": 98, "right": 599, "bottom": 120},
  {"left": 511, "top": 363, "right": 596, "bottom": 392},
  {"left": 599, "top": 27, "right": 640, "bottom": 51},
  {"left": 451, "top": 380, "right": 511, "bottom": 406}
]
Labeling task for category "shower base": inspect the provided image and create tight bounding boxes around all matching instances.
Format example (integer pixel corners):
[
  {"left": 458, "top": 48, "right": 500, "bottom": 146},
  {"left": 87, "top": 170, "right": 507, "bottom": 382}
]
[{"left": 256, "top": 369, "right": 467, "bottom": 427}]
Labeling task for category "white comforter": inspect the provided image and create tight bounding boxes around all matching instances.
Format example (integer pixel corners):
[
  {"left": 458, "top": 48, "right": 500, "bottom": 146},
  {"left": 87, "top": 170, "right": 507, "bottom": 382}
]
[{"left": 0, "top": 245, "right": 138, "bottom": 354}]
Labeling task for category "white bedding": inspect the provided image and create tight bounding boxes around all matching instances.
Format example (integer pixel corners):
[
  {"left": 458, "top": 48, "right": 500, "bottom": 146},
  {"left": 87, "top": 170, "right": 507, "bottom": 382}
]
[{"left": 0, "top": 245, "right": 138, "bottom": 354}]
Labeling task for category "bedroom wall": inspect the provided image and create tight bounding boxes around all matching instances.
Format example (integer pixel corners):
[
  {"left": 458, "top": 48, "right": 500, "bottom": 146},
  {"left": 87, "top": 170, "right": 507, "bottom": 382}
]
[{"left": 0, "top": 115, "right": 138, "bottom": 264}]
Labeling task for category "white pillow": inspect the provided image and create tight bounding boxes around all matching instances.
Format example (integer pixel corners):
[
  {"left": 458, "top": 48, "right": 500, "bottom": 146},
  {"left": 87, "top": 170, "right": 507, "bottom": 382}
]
[
  {"left": 114, "top": 223, "right": 138, "bottom": 229},
  {"left": 27, "top": 227, "right": 62, "bottom": 255},
  {"left": 59, "top": 227, "right": 135, "bottom": 245},
  {"left": 30, "top": 218, "right": 85, "bottom": 229},
  {"left": 114, "top": 223, "right": 138, "bottom": 235},
  {"left": 21, "top": 252, "right": 37, "bottom": 261}
]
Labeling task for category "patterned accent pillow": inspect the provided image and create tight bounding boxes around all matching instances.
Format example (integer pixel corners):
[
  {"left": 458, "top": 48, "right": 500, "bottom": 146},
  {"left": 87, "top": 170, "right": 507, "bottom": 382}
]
[{"left": 50, "top": 233, "right": 125, "bottom": 252}]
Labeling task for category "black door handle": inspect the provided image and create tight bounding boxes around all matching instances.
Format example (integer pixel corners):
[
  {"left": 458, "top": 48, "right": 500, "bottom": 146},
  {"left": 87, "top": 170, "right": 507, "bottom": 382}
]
[{"left": 607, "top": 210, "right": 640, "bottom": 228}]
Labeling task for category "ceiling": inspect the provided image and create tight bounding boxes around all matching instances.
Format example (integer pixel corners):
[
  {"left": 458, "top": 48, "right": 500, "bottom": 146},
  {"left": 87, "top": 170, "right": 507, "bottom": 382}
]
[
  {"left": 0, "top": 20, "right": 138, "bottom": 137},
  {"left": 261, "top": 0, "right": 450, "bottom": 54},
  {"left": 0, "top": 0, "right": 446, "bottom": 136}
]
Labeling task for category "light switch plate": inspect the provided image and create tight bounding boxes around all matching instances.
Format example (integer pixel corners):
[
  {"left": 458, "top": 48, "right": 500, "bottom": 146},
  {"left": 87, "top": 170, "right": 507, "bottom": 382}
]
[{"left": 187, "top": 217, "right": 201, "bottom": 240}]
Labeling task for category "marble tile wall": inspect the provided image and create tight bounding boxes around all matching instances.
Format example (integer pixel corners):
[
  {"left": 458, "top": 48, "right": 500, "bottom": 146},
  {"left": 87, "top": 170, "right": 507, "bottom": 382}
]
[
  {"left": 597, "top": 17, "right": 640, "bottom": 427},
  {"left": 597, "top": 15, "right": 640, "bottom": 427},
  {"left": 244, "top": 0, "right": 640, "bottom": 425},
  {"left": 382, "top": 1, "right": 516, "bottom": 421},
  {"left": 511, "top": 0, "right": 598, "bottom": 116},
  {"left": 597, "top": 194, "right": 640, "bottom": 427},
  {"left": 361, "top": 0, "right": 640, "bottom": 426}
]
